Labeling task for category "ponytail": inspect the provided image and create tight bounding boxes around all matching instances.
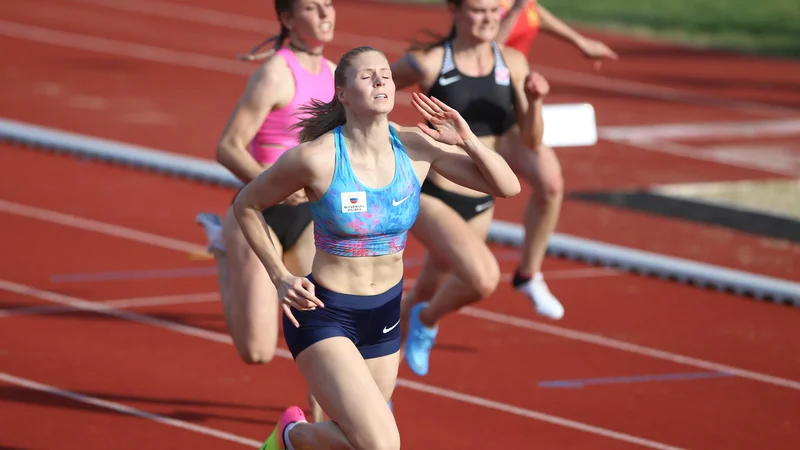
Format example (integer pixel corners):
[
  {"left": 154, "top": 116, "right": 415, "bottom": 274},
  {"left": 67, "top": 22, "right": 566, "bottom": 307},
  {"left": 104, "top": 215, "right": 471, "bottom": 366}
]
[
  {"left": 290, "top": 97, "right": 347, "bottom": 143},
  {"left": 238, "top": 25, "right": 289, "bottom": 61}
]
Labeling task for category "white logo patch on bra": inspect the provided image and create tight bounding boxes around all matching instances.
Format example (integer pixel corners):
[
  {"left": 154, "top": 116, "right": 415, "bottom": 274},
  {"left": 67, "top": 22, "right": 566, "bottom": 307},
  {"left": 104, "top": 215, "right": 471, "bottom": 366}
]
[{"left": 341, "top": 191, "right": 367, "bottom": 213}]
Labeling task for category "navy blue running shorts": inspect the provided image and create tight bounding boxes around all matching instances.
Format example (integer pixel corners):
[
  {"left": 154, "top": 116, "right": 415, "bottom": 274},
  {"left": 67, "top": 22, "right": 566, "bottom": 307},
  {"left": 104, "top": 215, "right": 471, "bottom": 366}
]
[{"left": 283, "top": 274, "right": 403, "bottom": 360}]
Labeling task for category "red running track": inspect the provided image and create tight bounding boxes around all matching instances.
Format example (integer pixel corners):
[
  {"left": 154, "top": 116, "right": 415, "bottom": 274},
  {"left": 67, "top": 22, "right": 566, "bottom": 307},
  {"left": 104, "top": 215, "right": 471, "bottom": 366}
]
[
  {"left": 2, "top": 0, "right": 800, "bottom": 448},
  {"left": 3, "top": 140, "right": 800, "bottom": 449}
]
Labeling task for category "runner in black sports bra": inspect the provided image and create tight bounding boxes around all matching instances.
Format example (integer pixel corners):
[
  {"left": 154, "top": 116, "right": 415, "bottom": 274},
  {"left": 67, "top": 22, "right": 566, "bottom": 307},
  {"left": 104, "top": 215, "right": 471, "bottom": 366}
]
[
  {"left": 390, "top": 0, "right": 566, "bottom": 380},
  {"left": 420, "top": 39, "right": 517, "bottom": 220},
  {"left": 428, "top": 40, "right": 517, "bottom": 137}
]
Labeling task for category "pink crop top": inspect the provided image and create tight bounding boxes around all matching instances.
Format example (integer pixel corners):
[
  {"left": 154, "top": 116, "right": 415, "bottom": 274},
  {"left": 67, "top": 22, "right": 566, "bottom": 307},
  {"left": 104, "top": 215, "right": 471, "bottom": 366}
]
[{"left": 248, "top": 48, "right": 335, "bottom": 164}]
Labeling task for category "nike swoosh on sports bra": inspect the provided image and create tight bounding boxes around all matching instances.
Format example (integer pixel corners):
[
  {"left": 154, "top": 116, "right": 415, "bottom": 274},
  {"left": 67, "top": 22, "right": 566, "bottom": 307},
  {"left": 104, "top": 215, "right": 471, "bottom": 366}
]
[
  {"left": 310, "top": 125, "right": 421, "bottom": 257},
  {"left": 427, "top": 40, "right": 517, "bottom": 137}
]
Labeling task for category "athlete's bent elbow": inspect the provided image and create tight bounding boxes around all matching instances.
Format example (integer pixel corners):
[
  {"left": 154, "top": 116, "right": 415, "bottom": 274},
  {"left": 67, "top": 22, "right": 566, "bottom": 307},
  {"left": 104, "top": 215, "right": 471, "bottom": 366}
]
[
  {"left": 497, "top": 178, "right": 522, "bottom": 198},
  {"left": 216, "top": 142, "right": 234, "bottom": 170}
]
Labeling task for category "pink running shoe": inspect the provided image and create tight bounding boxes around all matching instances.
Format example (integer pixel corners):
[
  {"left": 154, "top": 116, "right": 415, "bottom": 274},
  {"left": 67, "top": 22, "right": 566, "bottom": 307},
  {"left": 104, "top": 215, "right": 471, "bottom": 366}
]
[{"left": 260, "top": 406, "right": 307, "bottom": 450}]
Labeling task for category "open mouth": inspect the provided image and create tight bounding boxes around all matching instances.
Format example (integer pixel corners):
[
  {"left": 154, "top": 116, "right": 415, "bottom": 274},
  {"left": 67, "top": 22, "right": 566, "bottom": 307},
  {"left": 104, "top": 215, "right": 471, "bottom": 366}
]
[
  {"left": 320, "top": 22, "right": 332, "bottom": 32},
  {"left": 374, "top": 94, "right": 388, "bottom": 100}
]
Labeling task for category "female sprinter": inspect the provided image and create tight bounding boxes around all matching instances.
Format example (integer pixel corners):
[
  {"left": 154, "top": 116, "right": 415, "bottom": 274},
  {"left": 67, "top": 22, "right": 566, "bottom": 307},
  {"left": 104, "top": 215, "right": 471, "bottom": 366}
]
[
  {"left": 497, "top": 0, "right": 618, "bottom": 65},
  {"left": 233, "top": 46, "right": 519, "bottom": 450},
  {"left": 194, "top": 0, "right": 336, "bottom": 421},
  {"left": 390, "top": 0, "right": 567, "bottom": 377}
]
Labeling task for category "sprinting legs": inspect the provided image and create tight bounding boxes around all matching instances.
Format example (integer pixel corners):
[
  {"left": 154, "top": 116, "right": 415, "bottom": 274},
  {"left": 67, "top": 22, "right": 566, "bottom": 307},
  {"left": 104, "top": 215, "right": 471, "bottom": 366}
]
[
  {"left": 197, "top": 205, "right": 324, "bottom": 421},
  {"left": 402, "top": 142, "right": 565, "bottom": 377},
  {"left": 402, "top": 194, "right": 499, "bottom": 375},
  {"left": 267, "top": 339, "right": 400, "bottom": 450},
  {"left": 500, "top": 142, "right": 565, "bottom": 320},
  {"left": 221, "top": 205, "right": 285, "bottom": 362},
  {"left": 401, "top": 195, "right": 499, "bottom": 329}
]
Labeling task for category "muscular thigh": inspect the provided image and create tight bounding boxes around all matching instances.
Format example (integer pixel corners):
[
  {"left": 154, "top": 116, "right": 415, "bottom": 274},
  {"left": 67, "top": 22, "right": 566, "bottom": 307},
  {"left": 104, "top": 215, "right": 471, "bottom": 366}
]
[
  {"left": 411, "top": 194, "right": 494, "bottom": 276},
  {"left": 296, "top": 338, "right": 398, "bottom": 444},
  {"left": 365, "top": 352, "right": 401, "bottom": 402},
  {"left": 221, "top": 206, "right": 281, "bottom": 342}
]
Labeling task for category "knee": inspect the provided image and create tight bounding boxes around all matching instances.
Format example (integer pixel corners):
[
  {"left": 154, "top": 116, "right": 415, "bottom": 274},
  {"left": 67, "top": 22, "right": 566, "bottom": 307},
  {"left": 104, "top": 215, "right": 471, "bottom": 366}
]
[
  {"left": 465, "top": 250, "right": 500, "bottom": 299},
  {"left": 366, "top": 437, "right": 401, "bottom": 450},
  {"left": 350, "top": 427, "right": 401, "bottom": 450},
  {"left": 236, "top": 346, "right": 275, "bottom": 365},
  {"left": 531, "top": 177, "right": 564, "bottom": 209},
  {"left": 473, "top": 257, "right": 500, "bottom": 299},
  {"left": 537, "top": 181, "right": 563, "bottom": 209}
]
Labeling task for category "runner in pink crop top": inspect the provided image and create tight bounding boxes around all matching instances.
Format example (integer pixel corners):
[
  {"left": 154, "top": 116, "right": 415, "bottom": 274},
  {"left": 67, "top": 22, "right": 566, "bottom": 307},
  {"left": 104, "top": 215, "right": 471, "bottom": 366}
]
[{"left": 248, "top": 48, "right": 336, "bottom": 165}]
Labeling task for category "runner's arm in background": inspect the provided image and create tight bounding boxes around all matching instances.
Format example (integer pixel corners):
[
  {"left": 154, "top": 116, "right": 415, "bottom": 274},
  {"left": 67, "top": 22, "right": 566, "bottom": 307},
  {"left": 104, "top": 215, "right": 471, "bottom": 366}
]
[
  {"left": 496, "top": 0, "right": 528, "bottom": 44},
  {"left": 536, "top": 3, "right": 618, "bottom": 61},
  {"left": 216, "top": 57, "right": 288, "bottom": 184},
  {"left": 504, "top": 48, "right": 548, "bottom": 150}
]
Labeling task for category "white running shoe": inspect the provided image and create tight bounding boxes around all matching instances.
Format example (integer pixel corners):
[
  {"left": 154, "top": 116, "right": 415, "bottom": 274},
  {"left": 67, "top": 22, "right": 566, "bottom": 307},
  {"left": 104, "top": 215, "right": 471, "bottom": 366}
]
[
  {"left": 515, "top": 273, "right": 565, "bottom": 320},
  {"left": 195, "top": 212, "right": 225, "bottom": 253}
]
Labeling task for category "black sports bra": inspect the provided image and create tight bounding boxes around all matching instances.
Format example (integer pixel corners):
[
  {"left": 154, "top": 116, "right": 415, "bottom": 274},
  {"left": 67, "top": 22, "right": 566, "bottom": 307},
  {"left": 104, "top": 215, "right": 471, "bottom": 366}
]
[{"left": 426, "top": 41, "right": 517, "bottom": 137}]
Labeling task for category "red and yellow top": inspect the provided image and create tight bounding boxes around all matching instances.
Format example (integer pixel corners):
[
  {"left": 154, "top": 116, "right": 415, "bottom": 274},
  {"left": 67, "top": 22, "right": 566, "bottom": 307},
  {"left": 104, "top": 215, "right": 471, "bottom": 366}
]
[{"left": 499, "top": 0, "right": 540, "bottom": 54}]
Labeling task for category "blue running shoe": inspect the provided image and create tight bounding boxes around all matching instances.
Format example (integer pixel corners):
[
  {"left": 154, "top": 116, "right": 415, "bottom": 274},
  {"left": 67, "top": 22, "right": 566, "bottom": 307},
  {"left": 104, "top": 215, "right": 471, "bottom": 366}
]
[{"left": 404, "top": 302, "right": 438, "bottom": 376}]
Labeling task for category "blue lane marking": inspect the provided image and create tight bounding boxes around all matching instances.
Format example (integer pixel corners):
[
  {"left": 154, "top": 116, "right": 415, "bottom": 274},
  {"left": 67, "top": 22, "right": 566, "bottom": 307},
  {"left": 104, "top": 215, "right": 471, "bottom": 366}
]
[
  {"left": 50, "top": 266, "right": 217, "bottom": 283},
  {"left": 538, "top": 371, "right": 735, "bottom": 389}
]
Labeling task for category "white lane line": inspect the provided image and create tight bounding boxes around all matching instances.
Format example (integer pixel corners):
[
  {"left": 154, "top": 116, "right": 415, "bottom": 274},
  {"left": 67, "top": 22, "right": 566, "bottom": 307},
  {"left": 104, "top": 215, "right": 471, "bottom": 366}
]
[
  {"left": 0, "top": 199, "right": 205, "bottom": 253},
  {"left": 0, "top": 372, "right": 263, "bottom": 447},
  {"left": 0, "top": 292, "right": 219, "bottom": 318}
]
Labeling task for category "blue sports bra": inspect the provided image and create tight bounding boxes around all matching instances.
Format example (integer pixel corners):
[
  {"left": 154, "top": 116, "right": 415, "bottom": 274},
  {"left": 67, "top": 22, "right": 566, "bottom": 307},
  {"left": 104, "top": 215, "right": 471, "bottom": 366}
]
[{"left": 309, "top": 125, "right": 421, "bottom": 257}]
